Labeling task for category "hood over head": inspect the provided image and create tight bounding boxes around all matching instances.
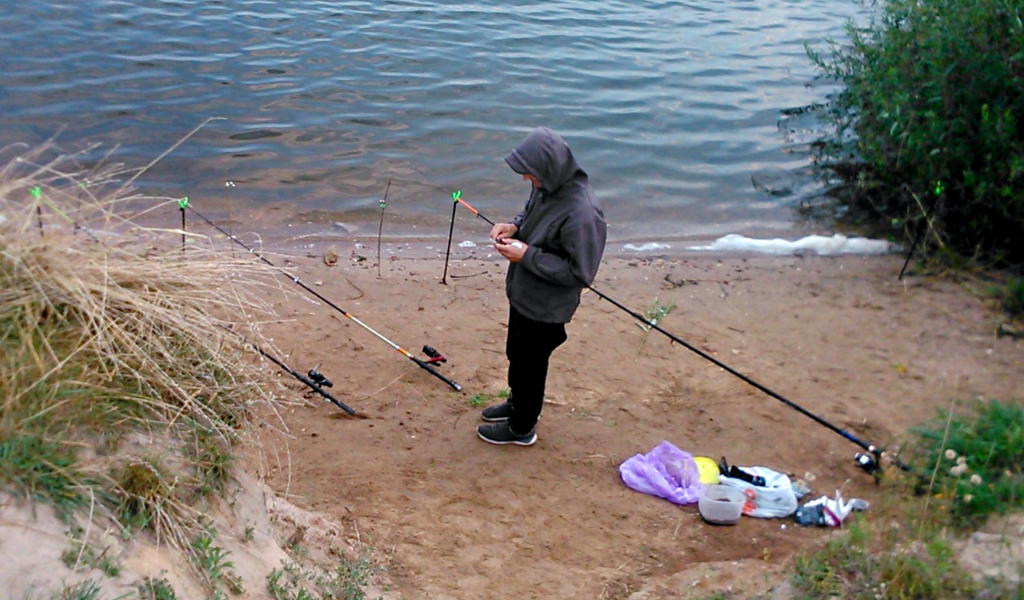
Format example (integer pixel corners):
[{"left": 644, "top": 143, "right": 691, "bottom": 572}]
[{"left": 504, "top": 127, "right": 585, "bottom": 192}]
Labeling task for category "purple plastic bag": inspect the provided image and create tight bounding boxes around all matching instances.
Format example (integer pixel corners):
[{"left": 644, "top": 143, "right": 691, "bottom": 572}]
[{"left": 618, "top": 441, "right": 704, "bottom": 505}]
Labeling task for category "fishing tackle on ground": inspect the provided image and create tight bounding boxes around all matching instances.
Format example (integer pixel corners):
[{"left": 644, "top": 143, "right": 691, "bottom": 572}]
[
  {"left": 307, "top": 369, "right": 334, "bottom": 388},
  {"left": 184, "top": 200, "right": 463, "bottom": 393},
  {"left": 580, "top": 272, "right": 907, "bottom": 480},
  {"left": 719, "top": 457, "right": 767, "bottom": 487},
  {"left": 253, "top": 343, "right": 355, "bottom": 415},
  {"left": 422, "top": 345, "right": 447, "bottom": 364},
  {"left": 216, "top": 324, "right": 356, "bottom": 415},
  {"left": 445, "top": 194, "right": 904, "bottom": 479}
]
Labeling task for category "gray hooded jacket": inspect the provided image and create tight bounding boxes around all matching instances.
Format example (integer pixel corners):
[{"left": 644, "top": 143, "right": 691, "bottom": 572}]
[{"left": 503, "top": 127, "right": 607, "bottom": 323}]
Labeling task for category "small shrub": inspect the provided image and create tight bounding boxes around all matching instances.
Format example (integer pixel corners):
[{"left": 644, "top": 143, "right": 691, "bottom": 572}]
[
  {"left": 192, "top": 529, "right": 244, "bottom": 596},
  {"left": 1000, "top": 278, "right": 1024, "bottom": 316},
  {"left": 636, "top": 297, "right": 675, "bottom": 357},
  {"left": 114, "top": 459, "right": 175, "bottom": 532},
  {"left": 138, "top": 577, "right": 178, "bottom": 600},
  {"left": 61, "top": 530, "right": 121, "bottom": 577},
  {"left": 267, "top": 551, "right": 381, "bottom": 600},
  {"left": 791, "top": 517, "right": 976, "bottom": 599},
  {"left": 331, "top": 551, "right": 379, "bottom": 600},
  {"left": 183, "top": 417, "right": 236, "bottom": 500},
  {"left": 911, "top": 399, "right": 1024, "bottom": 527},
  {"left": 50, "top": 580, "right": 104, "bottom": 600}
]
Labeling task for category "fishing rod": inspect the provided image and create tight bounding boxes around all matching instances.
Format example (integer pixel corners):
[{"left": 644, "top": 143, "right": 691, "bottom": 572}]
[
  {"left": 214, "top": 323, "right": 356, "bottom": 414},
  {"left": 440, "top": 190, "right": 459, "bottom": 285},
  {"left": 256, "top": 348, "right": 356, "bottom": 415},
  {"left": 899, "top": 182, "right": 944, "bottom": 280},
  {"left": 184, "top": 200, "right": 463, "bottom": 393},
  {"left": 414, "top": 166, "right": 469, "bottom": 285},
  {"left": 376, "top": 179, "right": 391, "bottom": 278},
  {"left": 414, "top": 166, "right": 499, "bottom": 283},
  {"left": 256, "top": 342, "right": 357, "bottom": 415},
  {"left": 448, "top": 195, "right": 906, "bottom": 478}
]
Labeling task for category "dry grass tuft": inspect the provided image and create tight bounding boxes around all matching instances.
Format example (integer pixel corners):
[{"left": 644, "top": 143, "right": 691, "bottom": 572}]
[{"left": 0, "top": 143, "right": 288, "bottom": 567}]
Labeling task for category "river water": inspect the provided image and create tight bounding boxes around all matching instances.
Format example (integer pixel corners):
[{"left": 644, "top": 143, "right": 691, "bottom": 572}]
[{"left": 0, "top": 0, "right": 867, "bottom": 243}]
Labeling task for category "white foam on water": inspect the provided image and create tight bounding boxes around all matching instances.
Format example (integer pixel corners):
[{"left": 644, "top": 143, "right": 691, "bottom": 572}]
[
  {"left": 688, "top": 233, "right": 895, "bottom": 256},
  {"left": 622, "top": 242, "right": 672, "bottom": 252}
]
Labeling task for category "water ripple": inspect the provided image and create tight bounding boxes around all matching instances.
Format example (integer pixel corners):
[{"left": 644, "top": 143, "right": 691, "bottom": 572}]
[{"left": 0, "top": 0, "right": 867, "bottom": 240}]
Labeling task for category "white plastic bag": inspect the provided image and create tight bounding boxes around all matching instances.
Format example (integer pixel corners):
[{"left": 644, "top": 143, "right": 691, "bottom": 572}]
[
  {"left": 718, "top": 465, "right": 797, "bottom": 518},
  {"left": 795, "top": 491, "right": 870, "bottom": 527}
]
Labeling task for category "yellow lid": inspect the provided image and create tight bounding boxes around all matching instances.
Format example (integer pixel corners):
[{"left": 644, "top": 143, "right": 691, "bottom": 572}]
[{"left": 694, "top": 456, "right": 720, "bottom": 485}]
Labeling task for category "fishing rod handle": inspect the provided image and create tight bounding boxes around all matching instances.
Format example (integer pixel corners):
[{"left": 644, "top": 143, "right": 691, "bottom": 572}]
[
  {"left": 253, "top": 343, "right": 357, "bottom": 415},
  {"left": 296, "top": 371, "right": 358, "bottom": 415},
  {"left": 412, "top": 357, "right": 463, "bottom": 392}
]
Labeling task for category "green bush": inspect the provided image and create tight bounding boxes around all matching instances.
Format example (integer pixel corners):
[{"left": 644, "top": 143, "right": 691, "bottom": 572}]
[
  {"left": 807, "top": 0, "right": 1024, "bottom": 266},
  {"left": 911, "top": 399, "right": 1024, "bottom": 527},
  {"left": 1001, "top": 277, "right": 1024, "bottom": 316}
]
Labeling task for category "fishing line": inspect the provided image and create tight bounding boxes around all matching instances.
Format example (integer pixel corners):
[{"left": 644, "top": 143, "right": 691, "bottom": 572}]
[
  {"left": 448, "top": 195, "right": 904, "bottom": 476},
  {"left": 119, "top": 116, "right": 226, "bottom": 194},
  {"left": 414, "top": 166, "right": 493, "bottom": 227},
  {"left": 184, "top": 200, "right": 463, "bottom": 393}
]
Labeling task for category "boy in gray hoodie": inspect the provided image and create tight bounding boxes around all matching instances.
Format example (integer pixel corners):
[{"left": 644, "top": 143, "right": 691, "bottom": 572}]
[{"left": 478, "top": 127, "right": 607, "bottom": 445}]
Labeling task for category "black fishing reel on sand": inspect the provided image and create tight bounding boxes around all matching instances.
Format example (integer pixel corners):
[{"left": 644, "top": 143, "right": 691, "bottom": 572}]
[
  {"left": 853, "top": 447, "right": 914, "bottom": 485},
  {"left": 307, "top": 368, "right": 334, "bottom": 388},
  {"left": 854, "top": 451, "right": 879, "bottom": 474}
]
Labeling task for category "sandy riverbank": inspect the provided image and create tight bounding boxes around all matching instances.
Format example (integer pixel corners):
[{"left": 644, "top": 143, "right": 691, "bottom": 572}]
[{"left": 251, "top": 247, "right": 1023, "bottom": 599}]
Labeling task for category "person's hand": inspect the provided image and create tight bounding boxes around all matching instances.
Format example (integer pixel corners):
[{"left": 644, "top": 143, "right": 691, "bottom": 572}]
[
  {"left": 490, "top": 223, "right": 518, "bottom": 242},
  {"left": 495, "top": 238, "right": 527, "bottom": 263}
]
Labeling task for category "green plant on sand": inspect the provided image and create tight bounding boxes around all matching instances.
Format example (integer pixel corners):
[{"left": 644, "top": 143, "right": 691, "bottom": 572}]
[
  {"left": 910, "top": 399, "right": 1024, "bottom": 528},
  {"left": 635, "top": 297, "right": 674, "bottom": 359},
  {"left": 468, "top": 389, "right": 509, "bottom": 408},
  {"left": 267, "top": 550, "right": 381, "bottom": 600}
]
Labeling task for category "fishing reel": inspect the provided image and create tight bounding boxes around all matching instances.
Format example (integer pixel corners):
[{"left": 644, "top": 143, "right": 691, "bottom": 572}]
[
  {"left": 422, "top": 345, "right": 447, "bottom": 365},
  {"left": 854, "top": 449, "right": 892, "bottom": 484},
  {"left": 854, "top": 451, "right": 879, "bottom": 474},
  {"left": 307, "top": 368, "right": 334, "bottom": 388}
]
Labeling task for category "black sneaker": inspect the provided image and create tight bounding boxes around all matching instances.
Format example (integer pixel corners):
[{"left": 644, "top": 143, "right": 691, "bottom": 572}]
[
  {"left": 480, "top": 401, "right": 514, "bottom": 422},
  {"left": 477, "top": 422, "right": 537, "bottom": 446}
]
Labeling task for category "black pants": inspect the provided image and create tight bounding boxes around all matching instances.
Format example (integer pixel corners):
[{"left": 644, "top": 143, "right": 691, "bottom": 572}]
[{"left": 505, "top": 306, "right": 567, "bottom": 434}]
